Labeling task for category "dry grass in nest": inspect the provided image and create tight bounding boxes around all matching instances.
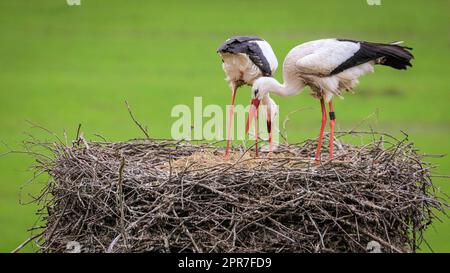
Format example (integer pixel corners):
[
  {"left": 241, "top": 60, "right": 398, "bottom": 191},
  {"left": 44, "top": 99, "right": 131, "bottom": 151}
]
[{"left": 163, "top": 149, "right": 299, "bottom": 171}]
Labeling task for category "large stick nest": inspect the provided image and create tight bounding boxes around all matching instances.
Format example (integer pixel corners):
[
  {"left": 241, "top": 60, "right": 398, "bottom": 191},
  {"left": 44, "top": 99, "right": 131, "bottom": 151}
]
[{"left": 28, "top": 132, "right": 446, "bottom": 253}]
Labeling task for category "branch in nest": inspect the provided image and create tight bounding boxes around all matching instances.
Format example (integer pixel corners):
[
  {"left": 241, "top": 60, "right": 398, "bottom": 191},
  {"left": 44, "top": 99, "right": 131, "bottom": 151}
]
[{"left": 125, "top": 100, "right": 150, "bottom": 139}]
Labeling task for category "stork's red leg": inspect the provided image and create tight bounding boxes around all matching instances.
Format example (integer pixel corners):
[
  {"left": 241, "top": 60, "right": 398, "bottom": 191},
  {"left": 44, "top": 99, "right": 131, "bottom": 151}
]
[
  {"left": 225, "top": 87, "right": 237, "bottom": 160},
  {"left": 254, "top": 104, "right": 259, "bottom": 157},
  {"left": 315, "top": 98, "right": 327, "bottom": 163},
  {"left": 328, "top": 100, "right": 336, "bottom": 160}
]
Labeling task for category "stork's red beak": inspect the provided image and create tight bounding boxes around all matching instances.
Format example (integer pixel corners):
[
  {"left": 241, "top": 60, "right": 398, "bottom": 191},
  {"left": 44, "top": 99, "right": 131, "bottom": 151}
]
[
  {"left": 266, "top": 119, "right": 272, "bottom": 134},
  {"left": 245, "top": 98, "right": 261, "bottom": 157},
  {"left": 245, "top": 98, "right": 261, "bottom": 136},
  {"left": 266, "top": 108, "right": 273, "bottom": 153}
]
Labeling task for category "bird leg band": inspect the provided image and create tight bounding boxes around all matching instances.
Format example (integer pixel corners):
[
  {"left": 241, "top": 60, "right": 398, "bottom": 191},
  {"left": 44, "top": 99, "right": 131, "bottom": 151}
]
[{"left": 329, "top": 112, "right": 336, "bottom": 121}]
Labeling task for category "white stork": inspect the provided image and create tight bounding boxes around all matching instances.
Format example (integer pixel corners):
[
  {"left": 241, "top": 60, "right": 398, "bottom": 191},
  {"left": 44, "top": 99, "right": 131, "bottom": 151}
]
[
  {"left": 217, "top": 36, "right": 279, "bottom": 159},
  {"left": 247, "top": 38, "right": 414, "bottom": 162}
]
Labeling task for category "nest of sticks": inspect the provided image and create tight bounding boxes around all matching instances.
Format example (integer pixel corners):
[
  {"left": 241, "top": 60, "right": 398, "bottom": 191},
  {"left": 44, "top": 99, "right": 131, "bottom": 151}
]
[{"left": 25, "top": 131, "right": 447, "bottom": 253}]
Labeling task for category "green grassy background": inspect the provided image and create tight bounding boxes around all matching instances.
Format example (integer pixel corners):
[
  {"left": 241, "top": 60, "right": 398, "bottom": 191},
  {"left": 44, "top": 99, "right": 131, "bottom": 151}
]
[{"left": 0, "top": 0, "right": 448, "bottom": 252}]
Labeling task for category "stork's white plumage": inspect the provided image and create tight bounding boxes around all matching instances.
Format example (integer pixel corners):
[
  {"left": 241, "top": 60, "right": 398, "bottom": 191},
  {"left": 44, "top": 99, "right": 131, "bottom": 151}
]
[
  {"left": 217, "top": 36, "right": 279, "bottom": 158},
  {"left": 249, "top": 38, "right": 414, "bottom": 162}
]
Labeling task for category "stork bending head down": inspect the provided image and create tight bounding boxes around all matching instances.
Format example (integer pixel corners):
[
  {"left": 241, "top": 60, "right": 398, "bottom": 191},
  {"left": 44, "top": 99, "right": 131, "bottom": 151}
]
[
  {"left": 217, "top": 36, "right": 279, "bottom": 159},
  {"left": 248, "top": 38, "right": 414, "bottom": 162}
]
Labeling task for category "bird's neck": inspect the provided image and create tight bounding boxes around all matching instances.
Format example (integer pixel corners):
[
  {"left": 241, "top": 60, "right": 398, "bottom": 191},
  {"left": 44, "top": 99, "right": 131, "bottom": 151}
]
[{"left": 268, "top": 77, "right": 305, "bottom": 97}]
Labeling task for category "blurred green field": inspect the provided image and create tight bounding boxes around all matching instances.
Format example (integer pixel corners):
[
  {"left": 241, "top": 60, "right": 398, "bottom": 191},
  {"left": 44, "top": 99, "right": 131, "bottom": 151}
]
[{"left": 0, "top": 0, "right": 448, "bottom": 252}]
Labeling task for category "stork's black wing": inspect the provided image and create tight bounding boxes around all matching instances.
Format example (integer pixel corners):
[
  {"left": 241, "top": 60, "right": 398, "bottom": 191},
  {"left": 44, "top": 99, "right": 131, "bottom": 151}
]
[
  {"left": 217, "top": 36, "right": 273, "bottom": 77},
  {"left": 330, "top": 39, "right": 414, "bottom": 75}
]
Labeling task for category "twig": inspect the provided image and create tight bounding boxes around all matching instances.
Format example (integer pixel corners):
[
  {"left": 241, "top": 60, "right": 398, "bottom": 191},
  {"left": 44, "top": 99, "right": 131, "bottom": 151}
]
[
  {"left": 118, "top": 157, "right": 128, "bottom": 251},
  {"left": 125, "top": 101, "right": 150, "bottom": 139},
  {"left": 11, "top": 232, "right": 44, "bottom": 253}
]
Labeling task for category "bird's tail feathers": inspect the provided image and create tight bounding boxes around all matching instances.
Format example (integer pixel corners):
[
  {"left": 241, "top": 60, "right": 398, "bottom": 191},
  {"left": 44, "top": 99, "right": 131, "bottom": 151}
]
[{"left": 372, "top": 42, "right": 414, "bottom": 70}]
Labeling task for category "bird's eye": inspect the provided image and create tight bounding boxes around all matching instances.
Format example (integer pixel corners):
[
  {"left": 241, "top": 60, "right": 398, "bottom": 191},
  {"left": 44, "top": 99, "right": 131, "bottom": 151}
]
[{"left": 254, "top": 89, "right": 259, "bottom": 95}]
